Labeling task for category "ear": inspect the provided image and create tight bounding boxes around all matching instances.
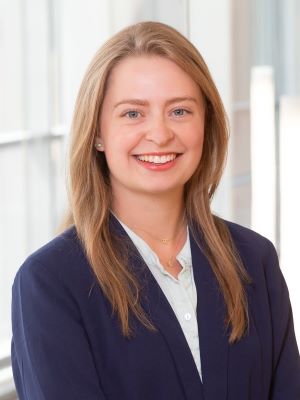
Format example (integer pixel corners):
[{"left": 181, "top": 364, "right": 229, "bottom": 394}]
[{"left": 94, "top": 136, "right": 104, "bottom": 152}]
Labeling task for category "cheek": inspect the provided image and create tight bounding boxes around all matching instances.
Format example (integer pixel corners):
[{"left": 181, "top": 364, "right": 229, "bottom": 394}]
[
  {"left": 103, "top": 128, "right": 144, "bottom": 156},
  {"left": 187, "top": 129, "right": 204, "bottom": 169},
  {"left": 187, "top": 126, "right": 204, "bottom": 151},
  {"left": 103, "top": 138, "right": 133, "bottom": 167}
]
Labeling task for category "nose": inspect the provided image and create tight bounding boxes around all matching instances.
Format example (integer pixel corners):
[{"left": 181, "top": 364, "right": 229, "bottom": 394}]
[{"left": 145, "top": 116, "right": 175, "bottom": 146}]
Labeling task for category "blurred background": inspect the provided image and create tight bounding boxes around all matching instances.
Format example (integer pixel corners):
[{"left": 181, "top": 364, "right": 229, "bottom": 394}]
[{"left": 0, "top": 0, "right": 299, "bottom": 397}]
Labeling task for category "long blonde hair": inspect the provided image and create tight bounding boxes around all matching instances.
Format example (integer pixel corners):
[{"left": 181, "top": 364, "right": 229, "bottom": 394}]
[{"left": 63, "top": 21, "right": 251, "bottom": 343}]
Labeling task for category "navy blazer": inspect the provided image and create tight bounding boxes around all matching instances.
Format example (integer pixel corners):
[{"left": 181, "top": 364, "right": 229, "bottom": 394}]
[{"left": 11, "top": 217, "right": 300, "bottom": 399}]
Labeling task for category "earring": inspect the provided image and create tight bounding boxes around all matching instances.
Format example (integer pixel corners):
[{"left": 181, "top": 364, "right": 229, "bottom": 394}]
[{"left": 95, "top": 143, "right": 103, "bottom": 149}]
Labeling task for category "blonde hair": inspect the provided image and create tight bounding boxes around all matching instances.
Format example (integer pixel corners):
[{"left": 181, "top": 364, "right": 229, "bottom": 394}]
[{"left": 63, "top": 21, "right": 251, "bottom": 343}]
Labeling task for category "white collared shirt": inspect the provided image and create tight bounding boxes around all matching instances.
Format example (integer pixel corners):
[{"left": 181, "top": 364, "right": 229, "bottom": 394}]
[{"left": 118, "top": 219, "right": 202, "bottom": 381}]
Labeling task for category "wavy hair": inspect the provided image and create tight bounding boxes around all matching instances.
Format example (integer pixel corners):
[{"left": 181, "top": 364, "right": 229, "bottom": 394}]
[{"left": 63, "top": 21, "right": 251, "bottom": 343}]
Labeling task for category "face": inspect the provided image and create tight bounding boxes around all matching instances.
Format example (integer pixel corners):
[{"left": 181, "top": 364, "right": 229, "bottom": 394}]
[{"left": 98, "top": 55, "right": 205, "bottom": 200}]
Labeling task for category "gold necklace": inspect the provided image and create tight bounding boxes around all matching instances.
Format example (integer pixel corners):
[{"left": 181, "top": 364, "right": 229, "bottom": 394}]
[
  {"left": 113, "top": 212, "right": 187, "bottom": 268},
  {"left": 164, "top": 225, "right": 186, "bottom": 268},
  {"left": 132, "top": 225, "right": 181, "bottom": 245},
  {"left": 115, "top": 212, "right": 186, "bottom": 245},
  {"left": 133, "top": 221, "right": 187, "bottom": 268}
]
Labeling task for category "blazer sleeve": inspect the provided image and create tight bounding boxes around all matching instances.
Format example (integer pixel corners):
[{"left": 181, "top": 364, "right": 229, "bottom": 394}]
[
  {"left": 11, "top": 256, "right": 107, "bottom": 400},
  {"left": 265, "top": 241, "right": 300, "bottom": 399}
]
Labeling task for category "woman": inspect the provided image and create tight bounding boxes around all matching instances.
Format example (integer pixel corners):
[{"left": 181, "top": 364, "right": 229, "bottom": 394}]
[{"left": 11, "top": 21, "right": 300, "bottom": 399}]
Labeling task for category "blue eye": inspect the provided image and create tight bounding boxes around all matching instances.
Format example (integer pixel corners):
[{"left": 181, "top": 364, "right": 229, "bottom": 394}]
[
  {"left": 124, "top": 110, "right": 140, "bottom": 119},
  {"left": 173, "top": 108, "right": 190, "bottom": 116}
]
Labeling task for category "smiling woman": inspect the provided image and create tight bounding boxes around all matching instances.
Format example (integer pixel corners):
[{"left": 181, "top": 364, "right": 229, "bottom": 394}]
[{"left": 11, "top": 21, "right": 300, "bottom": 400}]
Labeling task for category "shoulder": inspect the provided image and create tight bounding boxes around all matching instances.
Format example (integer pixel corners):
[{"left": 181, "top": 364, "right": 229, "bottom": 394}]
[
  {"left": 216, "top": 217, "right": 280, "bottom": 284},
  {"left": 27, "top": 225, "right": 84, "bottom": 263},
  {"left": 13, "top": 226, "right": 95, "bottom": 295},
  {"left": 218, "top": 219, "right": 291, "bottom": 320},
  {"left": 219, "top": 219, "right": 289, "bottom": 309},
  {"left": 221, "top": 217, "right": 276, "bottom": 259},
  {"left": 222, "top": 218, "right": 270, "bottom": 246}
]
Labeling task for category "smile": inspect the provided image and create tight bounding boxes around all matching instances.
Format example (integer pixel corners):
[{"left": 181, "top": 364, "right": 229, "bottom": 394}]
[{"left": 135, "top": 153, "right": 178, "bottom": 164}]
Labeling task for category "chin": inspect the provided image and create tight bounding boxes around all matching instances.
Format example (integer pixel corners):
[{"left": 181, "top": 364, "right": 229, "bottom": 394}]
[{"left": 137, "top": 183, "right": 185, "bottom": 196}]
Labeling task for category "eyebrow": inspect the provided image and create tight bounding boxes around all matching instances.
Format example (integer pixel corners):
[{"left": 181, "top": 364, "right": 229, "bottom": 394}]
[{"left": 113, "top": 96, "right": 198, "bottom": 109}]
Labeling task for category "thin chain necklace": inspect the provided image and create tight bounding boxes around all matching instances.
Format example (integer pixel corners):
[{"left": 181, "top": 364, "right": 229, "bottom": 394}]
[
  {"left": 131, "top": 221, "right": 185, "bottom": 245},
  {"left": 137, "top": 223, "right": 187, "bottom": 269},
  {"left": 115, "top": 212, "right": 187, "bottom": 268},
  {"left": 117, "top": 213, "right": 186, "bottom": 245},
  {"left": 164, "top": 225, "right": 187, "bottom": 268}
]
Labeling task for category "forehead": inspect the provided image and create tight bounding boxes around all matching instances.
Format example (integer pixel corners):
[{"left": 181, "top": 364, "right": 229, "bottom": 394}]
[{"left": 105, "top": 55, "right": 201, "bottom": 99}]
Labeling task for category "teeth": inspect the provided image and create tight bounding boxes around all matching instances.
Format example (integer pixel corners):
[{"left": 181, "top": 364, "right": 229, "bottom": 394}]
[{"left": 137, "top": 154, "right": 177, "bottom": 164}]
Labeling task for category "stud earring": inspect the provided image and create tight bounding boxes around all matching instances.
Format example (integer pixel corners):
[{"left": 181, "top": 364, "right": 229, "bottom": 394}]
[{"left": 95, "top": 143, "right": 103, "bottom": 149}]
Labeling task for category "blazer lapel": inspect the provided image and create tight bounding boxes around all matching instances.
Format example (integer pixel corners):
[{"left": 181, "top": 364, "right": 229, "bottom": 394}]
[
  {"left": 137, "top": 259, "right": 205, "bottom": 400},
  {"left": 190, "top": 229, "right": 229, "bottom": 400},
  {"left": 110, "top": 216, "right": 229, "bottom": 399},
  {"left": 110, "top": 216, "right": 204, "bottom": 400}
]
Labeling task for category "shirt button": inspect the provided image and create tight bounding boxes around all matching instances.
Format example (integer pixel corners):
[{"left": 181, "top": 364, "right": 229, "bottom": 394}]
[{"left": 184, "top": 312, "right": 192, "bottom": 321}]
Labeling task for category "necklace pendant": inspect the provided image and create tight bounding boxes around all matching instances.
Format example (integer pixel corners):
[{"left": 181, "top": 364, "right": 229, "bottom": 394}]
[{"left": 167, "top": 259, "right": 174, "bottom": 268}]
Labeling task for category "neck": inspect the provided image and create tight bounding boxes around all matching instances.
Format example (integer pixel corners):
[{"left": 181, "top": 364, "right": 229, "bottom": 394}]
[{"left": 111, "top": 188, "right": 185, "bottom": 240}]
